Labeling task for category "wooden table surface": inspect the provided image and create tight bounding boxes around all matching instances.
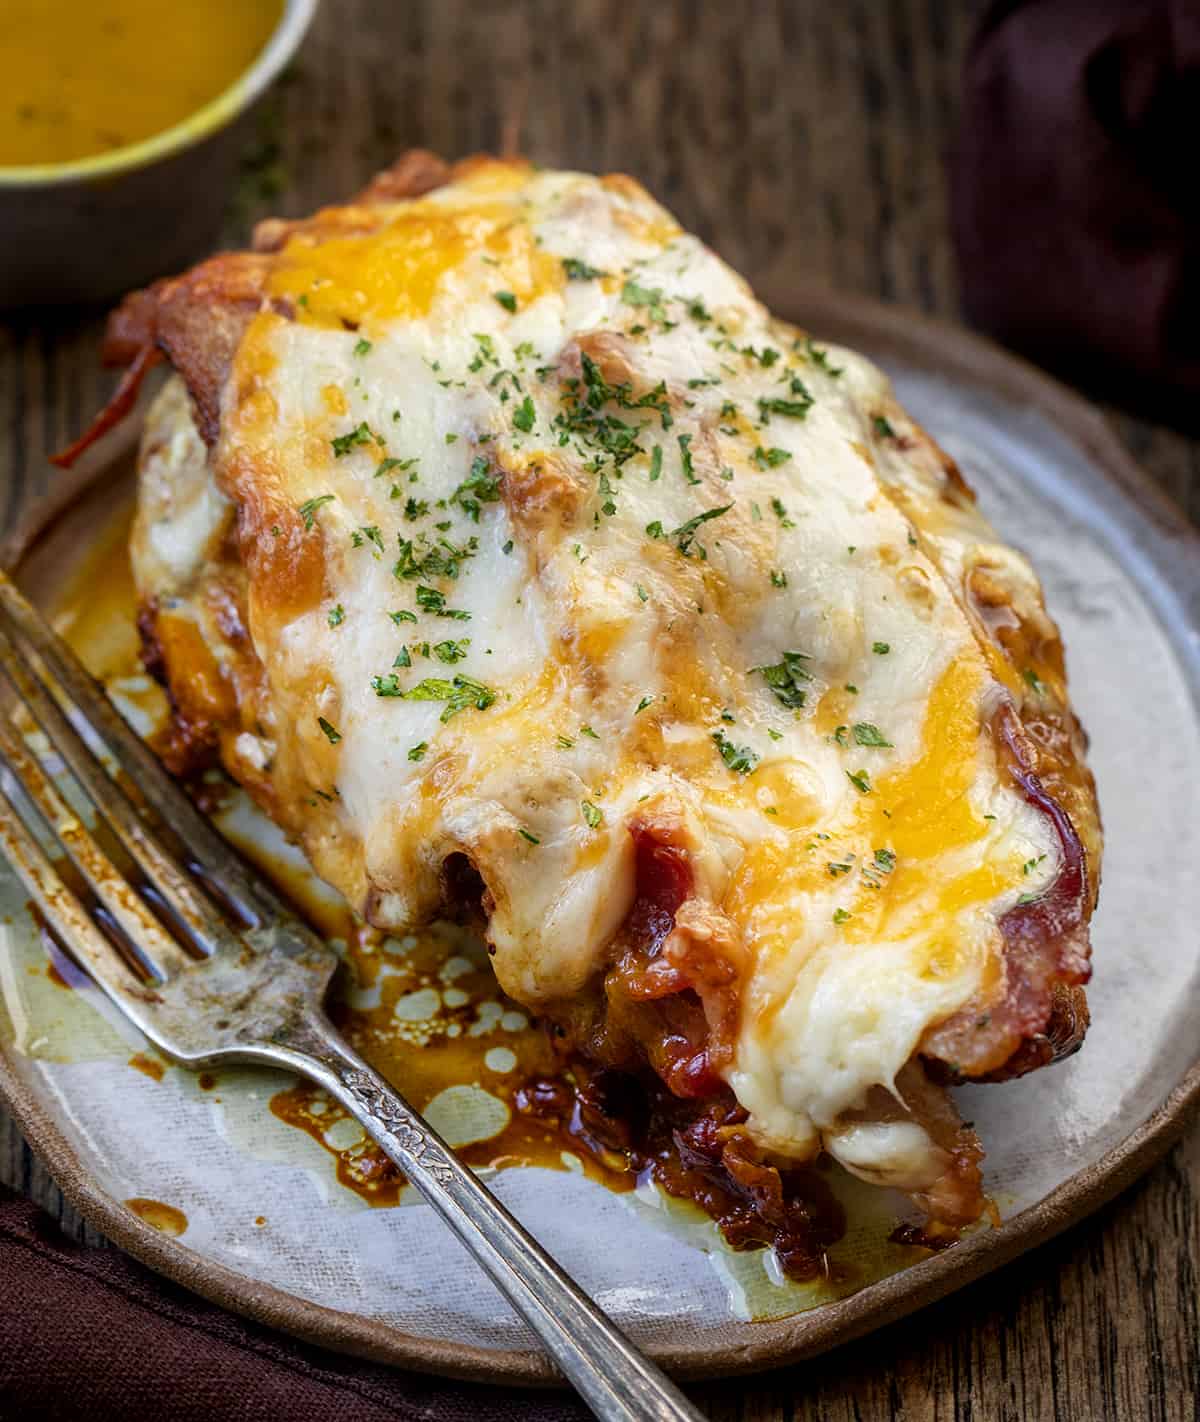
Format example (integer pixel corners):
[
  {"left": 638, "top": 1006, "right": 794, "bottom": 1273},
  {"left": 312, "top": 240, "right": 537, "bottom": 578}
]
[{"left": 2, "top": 3, "right": 1198, "bottom": 1418}]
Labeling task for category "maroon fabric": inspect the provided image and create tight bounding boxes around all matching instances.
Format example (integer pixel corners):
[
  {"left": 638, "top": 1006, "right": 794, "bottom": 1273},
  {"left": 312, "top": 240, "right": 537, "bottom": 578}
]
[
  {"left": 951, "top": 0, "right": 1200, "bottom": 427},
  {"left": 0, "top": 1188, "right": 586, "bottom": 1421}
]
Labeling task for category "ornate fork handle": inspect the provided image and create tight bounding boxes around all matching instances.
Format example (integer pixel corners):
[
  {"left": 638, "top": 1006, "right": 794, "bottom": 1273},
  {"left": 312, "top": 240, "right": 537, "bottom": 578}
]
[{"left": 258, "top": 1012, "right": 705, "bottom": 1422}]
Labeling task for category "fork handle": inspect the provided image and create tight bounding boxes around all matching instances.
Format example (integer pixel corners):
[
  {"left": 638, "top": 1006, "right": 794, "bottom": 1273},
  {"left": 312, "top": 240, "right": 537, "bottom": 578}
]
[{"left": 262, "top": 1012, "right": 706, "bottom": 1422}]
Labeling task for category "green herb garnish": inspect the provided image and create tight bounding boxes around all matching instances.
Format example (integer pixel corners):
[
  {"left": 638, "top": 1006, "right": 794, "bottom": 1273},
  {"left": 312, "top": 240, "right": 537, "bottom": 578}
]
[
  {"left": 299, "top": 495, "right": 335, "bottom": 530},
  {"left": 712, "top": 730, "right": 759, "bottom": 774},
  {"left": 753, "top": 651, "right": 812, "bottom": 709},
  {"left": 331, "top": 422, "right": 375, "bottom": 457},
  {"left": 852, "top": 723, "right": 893, "bottom": 747}
]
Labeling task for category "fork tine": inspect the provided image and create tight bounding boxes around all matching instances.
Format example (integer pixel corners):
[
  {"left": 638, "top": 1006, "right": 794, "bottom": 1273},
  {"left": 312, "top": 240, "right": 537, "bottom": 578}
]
[
  {"left": 0, "top": 772, "right": 164, "bottom": 1003},
  {"left": 0, "top": 570, "right": 291, "bottom": 930},
  {"left": 0, "top": 711, "right": 197, "bottom": 981},
  {"left": 0, "top": 617, "right": 248, "bottom": 959}
]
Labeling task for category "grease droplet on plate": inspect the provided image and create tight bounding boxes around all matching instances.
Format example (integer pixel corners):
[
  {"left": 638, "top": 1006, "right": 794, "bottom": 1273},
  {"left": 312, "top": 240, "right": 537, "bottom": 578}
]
[{"left": 125, "top": 1198, "right": 188, "bottom": 1236}]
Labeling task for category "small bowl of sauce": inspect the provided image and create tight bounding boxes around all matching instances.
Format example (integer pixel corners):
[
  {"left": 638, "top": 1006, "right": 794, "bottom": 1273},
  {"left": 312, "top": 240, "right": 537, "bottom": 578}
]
[{"left": 0, "top": 0, "right": 317, "bottom": 307}]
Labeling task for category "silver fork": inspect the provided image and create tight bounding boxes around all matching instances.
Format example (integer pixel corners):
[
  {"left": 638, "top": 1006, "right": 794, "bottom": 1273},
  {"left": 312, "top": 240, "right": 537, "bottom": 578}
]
[{"left": 0, "top": 569, "right": 705, "bottom": 1422}]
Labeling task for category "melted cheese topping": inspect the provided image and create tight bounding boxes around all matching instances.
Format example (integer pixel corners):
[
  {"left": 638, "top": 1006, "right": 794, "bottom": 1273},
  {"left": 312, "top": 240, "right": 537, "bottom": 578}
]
[{"left": 132, "top": 161, "right": 1065, "bottom": 1185}]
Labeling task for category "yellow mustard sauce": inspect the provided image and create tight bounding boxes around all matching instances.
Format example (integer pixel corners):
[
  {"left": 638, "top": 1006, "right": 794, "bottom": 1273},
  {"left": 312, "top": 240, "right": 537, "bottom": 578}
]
[{"left": 0, "top": 0, "right": 282, "bottom": 166}]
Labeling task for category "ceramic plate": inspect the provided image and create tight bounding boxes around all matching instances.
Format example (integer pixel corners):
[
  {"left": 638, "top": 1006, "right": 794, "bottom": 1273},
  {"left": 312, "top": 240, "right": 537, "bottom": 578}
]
[{"left": 1, "top": 290, "right": 1198, "bottom": 1383}]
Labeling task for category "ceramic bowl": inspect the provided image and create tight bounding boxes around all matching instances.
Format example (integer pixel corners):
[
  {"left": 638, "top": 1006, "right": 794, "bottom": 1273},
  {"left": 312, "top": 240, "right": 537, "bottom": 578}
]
[{"left": 0, "top": 0, "right": 317, "bottom": 309}]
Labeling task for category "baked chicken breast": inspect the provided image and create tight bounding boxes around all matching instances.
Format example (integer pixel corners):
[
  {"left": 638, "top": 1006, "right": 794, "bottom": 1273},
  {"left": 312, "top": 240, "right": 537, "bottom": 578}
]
[{"left": 69, "top": 152, "right": 1100, "bottom": 1257}]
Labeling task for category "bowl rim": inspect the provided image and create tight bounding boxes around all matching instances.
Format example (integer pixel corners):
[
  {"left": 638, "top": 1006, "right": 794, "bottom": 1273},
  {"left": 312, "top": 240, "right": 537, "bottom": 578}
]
[{"left": 0, "top": 0, "right": 319, "bottom": 189}]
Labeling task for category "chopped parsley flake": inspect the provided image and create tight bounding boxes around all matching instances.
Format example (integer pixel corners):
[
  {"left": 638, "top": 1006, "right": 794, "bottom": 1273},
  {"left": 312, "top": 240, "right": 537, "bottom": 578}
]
[
  {"left": 758, "top": 390, "right": 812, "bottom": 423},
  {"left": 873, "top": 641, "right": 891, "bottom": 655},
  {"left": 1023, "top": 668, "right": 1045, "bottom": 695},
  {"left": 389, "top": 609, "right": 418, "bottom": 624},
  {"left": 672, "top": 503, "right": 733, "bottom": 558},
  {"left": 804, "top": 338, "right": 842, "bottom": 376},
  {"left": 873, "top": 415, "right": 896, "bottom": 439},
  {"left": 648, "top": 445, "right": 663, "bottom": 481},
  {"left": 518, "top": 827, "right": 540, "bottom": 844},
  {"left": 394, "top": 532, "right": 478, "bottom": 584},
  {"left": 513, "top": 395, "right": 536, "bottom": 433},
  {"left": 744, "top": 345, "right": 781, "bottom": 368},
  {"left": 620, "top": 278, "right": 668, "bottom": 323},
  {"left": 432, "top": 638, "right": 471, "bottom": 664},
  {"left": 407, "top": 742, "right": 427, "bottom": 762},
  {"left": 580, "top": 725, "right": 600, "bottom": 740},
  {"left": 645, "top": 520, "right": 665, "bottom": 539},
  {"left": 874, "top": 848, "right": 897, "bottom": 872},
  {"left": 635, "top": 695, "right": 654, "bottom": 714},
  {"left": 416, "top": 585, "right": 448, "bottom": 613},
  {"left": 554, "top": 353, "right": 671, "bottom": 474},
  {"left": 353, "top": 338, "right": 373, "bottom": 357},
  {"left": 351, "top": 525, "right": 384, "bottom": 552},
  {"left": 556, "top": 734, "right": 575, "bottom": 750},
  {"left": 846, "top": 768, "right": 872, "bottom": 794},
  {"left": 833, "top": 908, "right": 851, "bottom": 924},
  {"left": 770, "top": 570, "right": 788, "bottom": 588},
  {"left": 852, "top": 722, "right": 893, "bottom": 747},
  {"left": 299, "top": 494, "right": 336, "bottom": 530},
  {"left": 562, "top": 257, "right": 606, "bottom": 280},
  {"left": 677, "top": 432, "right": 700, "bottom": 485},
  {"left": 636, "top": 583, "right": 649, "bottom": 602},
  {"left": 598, "top": 469, "right": 617, "bottom": 516},
  {"left": 753, "top": 445, "right": 792, "bottom": 469},
  {"left": 394, "top": 647, "right": 412, "bottom": 668},
  {"left": 581, "top": 801, "right": 604, "bottom": 829},
  {"left": 493, "top": 290, "right": 517, "bottom": 312},
  {"left": 451, "top": 456, "right": 502, "bottom": 521},
  {"left": 331, "top": 423, "right": 376, "bottom": 458},
  {"left": 316, "top": 716, "right": 342, "bottom": 745},
  {"left": 395, "top": 674, "right": 496, "bottom": 721},
  {"left": 753, "top": 651, "right": 812, "bottom": 709},
  {"left": 375, "top": 456, "right": 417, "bottom": 479},
  {"left": 828, "top": 859, "right": 853, "bottom": 877},
  {"left": 327, "top": 604, "right": 345, "bottom": 628},
  {"left": 712, "top": 730, "right": 759, "bottom": 774},
  {"left": 1022, "top": 854, "right": 1047, "bottom": 876},
  {"left": 770, "top": 496, "right": 795, "bottom": 528}
]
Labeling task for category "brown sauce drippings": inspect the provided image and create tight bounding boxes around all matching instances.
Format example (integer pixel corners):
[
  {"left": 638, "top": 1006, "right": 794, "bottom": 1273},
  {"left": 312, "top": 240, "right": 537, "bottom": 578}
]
[{"left": 128, "top": 1053, "right": 165, "bottom": 1082}]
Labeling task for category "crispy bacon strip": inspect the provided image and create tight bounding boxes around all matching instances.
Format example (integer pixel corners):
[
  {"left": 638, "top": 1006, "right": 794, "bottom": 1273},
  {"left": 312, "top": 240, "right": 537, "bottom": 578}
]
[
  {"left": 922, "top": 702, "right": 1091, "bottom": 1079},
  {"left": 50, "top": 344, "right": 163, "bottom": 469}
]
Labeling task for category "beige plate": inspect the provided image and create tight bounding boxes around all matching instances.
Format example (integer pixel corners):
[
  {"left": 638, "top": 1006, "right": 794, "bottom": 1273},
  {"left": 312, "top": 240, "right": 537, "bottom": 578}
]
[{"left": 1, "top": 287, "right": 1198, "bottom": 1384}]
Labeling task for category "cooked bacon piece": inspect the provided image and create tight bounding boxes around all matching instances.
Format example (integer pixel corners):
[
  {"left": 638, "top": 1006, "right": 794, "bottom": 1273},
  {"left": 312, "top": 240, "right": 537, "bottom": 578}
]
[
  {"left": 50, "top": 344, "right": 162, "bottom": 469},
  {"left": 921, "top": 703, "right": 1092, "bottom": 1080}
]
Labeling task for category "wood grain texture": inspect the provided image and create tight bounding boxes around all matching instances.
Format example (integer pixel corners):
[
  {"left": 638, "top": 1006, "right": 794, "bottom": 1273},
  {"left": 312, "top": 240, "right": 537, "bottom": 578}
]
[{"left": 1, "top": 1, "right": 1197, "bottom": 1416}]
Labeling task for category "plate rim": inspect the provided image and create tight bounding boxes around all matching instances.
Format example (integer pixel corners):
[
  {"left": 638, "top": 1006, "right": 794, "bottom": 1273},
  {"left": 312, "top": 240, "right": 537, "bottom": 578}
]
[{"left": 2, "top": 284, "right": 1198, "bottom": 1385}]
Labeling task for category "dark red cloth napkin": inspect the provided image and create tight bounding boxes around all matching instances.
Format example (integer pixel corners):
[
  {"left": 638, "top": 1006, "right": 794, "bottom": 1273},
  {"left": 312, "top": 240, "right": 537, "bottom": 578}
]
[
  {"left": 951, "top": 0, "right": 1200, "bottom": 427},
  {"left": 0, "top": 1188, "right": 587, "bottom": 1422}
]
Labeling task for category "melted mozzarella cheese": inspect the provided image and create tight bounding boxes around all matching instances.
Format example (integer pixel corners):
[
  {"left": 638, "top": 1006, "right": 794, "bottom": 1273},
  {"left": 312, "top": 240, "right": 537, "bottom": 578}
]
[{"left": 133, "top": 161, "right": 1065, "bottom": 1184}]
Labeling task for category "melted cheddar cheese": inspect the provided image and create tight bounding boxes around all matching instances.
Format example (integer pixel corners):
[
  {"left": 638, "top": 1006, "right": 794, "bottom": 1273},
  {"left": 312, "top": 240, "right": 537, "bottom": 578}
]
[{"left": 130, "top": 159, "right": 1090, "bottom": 1196}]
